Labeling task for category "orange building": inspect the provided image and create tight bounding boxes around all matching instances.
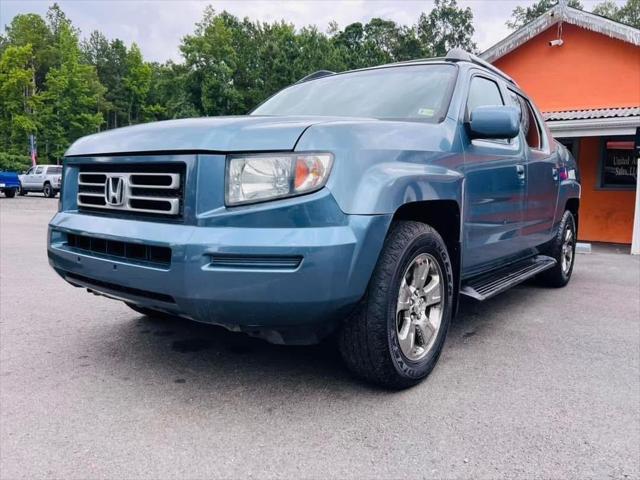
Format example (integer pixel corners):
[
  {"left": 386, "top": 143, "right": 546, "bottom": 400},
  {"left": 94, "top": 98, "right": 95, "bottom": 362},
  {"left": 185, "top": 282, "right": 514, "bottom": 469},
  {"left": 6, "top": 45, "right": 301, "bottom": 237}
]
[{"left": 481, "top": 4, "right": 640, "bottom": 251}]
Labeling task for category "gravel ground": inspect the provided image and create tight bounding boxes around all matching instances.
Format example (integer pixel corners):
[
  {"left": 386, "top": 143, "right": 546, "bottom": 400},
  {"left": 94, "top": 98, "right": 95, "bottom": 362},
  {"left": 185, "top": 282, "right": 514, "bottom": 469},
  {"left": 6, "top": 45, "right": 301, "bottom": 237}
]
[{"left": 1, "top": 195, "right": 639, "bottom": 479}]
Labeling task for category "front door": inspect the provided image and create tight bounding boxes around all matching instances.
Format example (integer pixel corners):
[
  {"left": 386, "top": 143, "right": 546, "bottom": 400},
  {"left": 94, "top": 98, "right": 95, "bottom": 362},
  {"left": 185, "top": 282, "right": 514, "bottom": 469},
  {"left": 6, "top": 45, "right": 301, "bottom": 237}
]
[
  {"left": 22, "top": 167, "right": 36, "bottom": 189},
  {"left": 462, "top": 75, "right": 527, "bottom": 276}
]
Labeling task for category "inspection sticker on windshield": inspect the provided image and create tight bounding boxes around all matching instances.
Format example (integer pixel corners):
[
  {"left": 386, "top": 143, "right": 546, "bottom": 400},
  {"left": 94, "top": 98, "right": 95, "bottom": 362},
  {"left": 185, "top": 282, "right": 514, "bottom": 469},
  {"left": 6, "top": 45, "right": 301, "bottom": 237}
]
[{"left": 417, "top": 108, "right": 435, "bottom": 117}]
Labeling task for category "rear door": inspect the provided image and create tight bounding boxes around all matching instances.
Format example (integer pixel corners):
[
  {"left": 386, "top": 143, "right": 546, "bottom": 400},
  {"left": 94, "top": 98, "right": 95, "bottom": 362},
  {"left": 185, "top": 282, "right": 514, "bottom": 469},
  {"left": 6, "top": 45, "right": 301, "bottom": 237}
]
[
  {"left": 462, "top": 74, "right": 527, "bottom": 275},
  {"left": 507, "top": 90, "right": 560, "bottom": 247}
]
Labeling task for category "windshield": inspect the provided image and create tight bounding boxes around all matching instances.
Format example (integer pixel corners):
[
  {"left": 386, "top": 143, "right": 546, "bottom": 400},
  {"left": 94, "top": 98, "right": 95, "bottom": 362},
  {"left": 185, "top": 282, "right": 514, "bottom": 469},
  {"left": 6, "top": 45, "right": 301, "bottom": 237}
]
[{"left": 252, "top": 64, "right": 456, "bottom": 121}]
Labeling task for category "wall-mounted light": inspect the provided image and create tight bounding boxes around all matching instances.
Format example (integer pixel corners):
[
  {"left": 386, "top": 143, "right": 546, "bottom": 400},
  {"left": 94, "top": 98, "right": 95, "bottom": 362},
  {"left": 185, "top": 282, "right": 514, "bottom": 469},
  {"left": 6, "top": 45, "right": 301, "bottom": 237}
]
[{"left": 549, "top": 39, "right": 564, "bottom": 47}]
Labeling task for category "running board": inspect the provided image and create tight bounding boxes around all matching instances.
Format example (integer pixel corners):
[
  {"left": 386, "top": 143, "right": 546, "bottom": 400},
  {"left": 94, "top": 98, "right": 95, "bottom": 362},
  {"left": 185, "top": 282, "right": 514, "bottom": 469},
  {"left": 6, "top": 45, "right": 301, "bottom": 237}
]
[{"left": 460, "top": 255, "right": 556, "bottom": 301}]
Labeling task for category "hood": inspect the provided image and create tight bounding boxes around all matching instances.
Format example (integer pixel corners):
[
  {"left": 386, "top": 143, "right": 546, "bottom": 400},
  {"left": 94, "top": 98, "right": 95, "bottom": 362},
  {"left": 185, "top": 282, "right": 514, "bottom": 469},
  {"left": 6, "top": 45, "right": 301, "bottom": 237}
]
[{"left": 64, "top": 116, "right": 351, "bottom": 157}]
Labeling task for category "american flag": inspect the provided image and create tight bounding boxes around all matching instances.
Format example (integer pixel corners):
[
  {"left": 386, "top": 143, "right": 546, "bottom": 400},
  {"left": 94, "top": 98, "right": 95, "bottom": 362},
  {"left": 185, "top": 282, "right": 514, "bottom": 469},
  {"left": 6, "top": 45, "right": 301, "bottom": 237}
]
[{"left": 29, "top": 134, "right": 37, "bottom": 167}]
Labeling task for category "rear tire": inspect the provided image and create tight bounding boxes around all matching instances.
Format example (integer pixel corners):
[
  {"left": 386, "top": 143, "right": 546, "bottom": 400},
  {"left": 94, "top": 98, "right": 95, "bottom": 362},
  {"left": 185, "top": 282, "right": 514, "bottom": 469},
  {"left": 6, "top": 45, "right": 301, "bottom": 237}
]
[
  {"left": 538, "top": 210, "right": 576, "bottom": 288},
  {"left": 338, "top": 221, "right": 454, "bottom": 389},
  {"left": 43, "top": 183, "right": 54, "bottom": 198}
]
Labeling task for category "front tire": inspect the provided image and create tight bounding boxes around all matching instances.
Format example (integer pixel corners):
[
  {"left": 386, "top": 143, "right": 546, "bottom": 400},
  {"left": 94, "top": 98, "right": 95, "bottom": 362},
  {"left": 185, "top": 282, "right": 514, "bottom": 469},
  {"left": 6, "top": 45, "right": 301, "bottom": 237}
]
[
  {"left": 338, "top": 221, "right": 453, "bottom": 389},
  {"left": 538, "top": 210, "right": 576, "bottom": 288},
  {"left": 18, "top": 185, "right": 26, "bottom": 196},
  {"left": 3, "top": 188, "right": 16, "bottom": 198}
]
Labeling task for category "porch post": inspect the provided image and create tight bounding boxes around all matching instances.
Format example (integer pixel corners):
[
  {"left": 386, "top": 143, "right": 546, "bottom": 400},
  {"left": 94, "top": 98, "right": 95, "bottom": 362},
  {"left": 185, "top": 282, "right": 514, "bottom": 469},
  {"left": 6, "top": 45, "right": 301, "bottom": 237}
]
[{"left": 631, "top": 127, "right": 640, "bottom": 254}]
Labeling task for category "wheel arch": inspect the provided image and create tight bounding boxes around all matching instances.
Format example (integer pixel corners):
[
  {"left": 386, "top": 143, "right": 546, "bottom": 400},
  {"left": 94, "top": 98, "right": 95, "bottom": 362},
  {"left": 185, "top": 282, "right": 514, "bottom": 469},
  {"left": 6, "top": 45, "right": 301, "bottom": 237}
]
[
  {"left": 565, "top": 197, "right": 579, "bottom": 236},
  {"left": 391, "top": 199, "right": 462, "bottom": 315}
]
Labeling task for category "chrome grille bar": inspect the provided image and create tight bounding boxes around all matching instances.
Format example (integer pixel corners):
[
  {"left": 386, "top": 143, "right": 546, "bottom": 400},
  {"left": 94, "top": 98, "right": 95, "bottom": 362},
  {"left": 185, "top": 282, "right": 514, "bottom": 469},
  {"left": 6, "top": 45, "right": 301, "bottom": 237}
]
[{"left": 77, "top": 170, "right": 182, "bottom": 216}]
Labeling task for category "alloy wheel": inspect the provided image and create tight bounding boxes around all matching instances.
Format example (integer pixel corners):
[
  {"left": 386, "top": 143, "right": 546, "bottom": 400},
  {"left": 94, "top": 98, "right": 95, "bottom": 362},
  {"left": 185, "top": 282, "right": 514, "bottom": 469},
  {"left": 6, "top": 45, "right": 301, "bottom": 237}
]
[
  {"left": 561, "top": 228, "right": 574, "bottom": 274},
  {"left": 396, "top": 253, "right": 444, "bottom": 361}
]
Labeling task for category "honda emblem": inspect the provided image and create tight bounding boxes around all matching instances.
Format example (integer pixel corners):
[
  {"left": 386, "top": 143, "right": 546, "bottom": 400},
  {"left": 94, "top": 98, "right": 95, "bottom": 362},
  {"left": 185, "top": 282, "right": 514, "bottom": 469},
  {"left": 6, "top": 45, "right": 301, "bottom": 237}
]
[{"left": 105, "top": 176, "right": 125, "bottom": 206}]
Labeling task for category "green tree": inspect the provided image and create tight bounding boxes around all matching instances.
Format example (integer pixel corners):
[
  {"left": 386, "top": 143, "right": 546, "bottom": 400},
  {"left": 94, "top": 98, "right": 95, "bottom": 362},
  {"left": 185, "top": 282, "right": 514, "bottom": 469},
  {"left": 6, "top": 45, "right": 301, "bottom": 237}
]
[
  {"left": 0, "top": 44, "right": 39, "bottom": 170},
  {"left": 3, "top": 13, "right": 54, "bottom": 90},
  {"left": 417, "top": 0, "right": 476, "bottom": 56},
  {"left": 143, "top": 61, "right": 198, "bottom": 121},
  {"left": 82, "top": 33, "right": 129, "bottom": 128},
  {"left": 181, "top": 8, "right": 242, "bottom": 115},
  {"left": 507, "top": 0, "right": 583, "bottom": 29},
  {"left": 38, "top": 21, "right": 105, "bottom": 161},
  {"left": 593, "top": 0, "right": 640, "bottom": 28},
  {"left": 123, "top": 43, "right": 151, "bottom": 124}
]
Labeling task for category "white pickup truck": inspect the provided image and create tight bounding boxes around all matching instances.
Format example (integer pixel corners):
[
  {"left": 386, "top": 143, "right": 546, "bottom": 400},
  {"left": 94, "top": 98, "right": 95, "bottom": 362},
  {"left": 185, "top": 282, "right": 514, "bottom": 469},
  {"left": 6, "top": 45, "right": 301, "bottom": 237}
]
[{"left": 19, "top": 165, "right": 62, "bottom": 198}]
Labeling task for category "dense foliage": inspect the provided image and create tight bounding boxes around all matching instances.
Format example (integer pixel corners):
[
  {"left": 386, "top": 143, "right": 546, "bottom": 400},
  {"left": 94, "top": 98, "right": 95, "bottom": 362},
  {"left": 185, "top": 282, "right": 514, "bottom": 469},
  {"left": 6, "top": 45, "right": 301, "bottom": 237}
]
[{"left": 0, "top": 0, "right": 634, "bottom": 170}]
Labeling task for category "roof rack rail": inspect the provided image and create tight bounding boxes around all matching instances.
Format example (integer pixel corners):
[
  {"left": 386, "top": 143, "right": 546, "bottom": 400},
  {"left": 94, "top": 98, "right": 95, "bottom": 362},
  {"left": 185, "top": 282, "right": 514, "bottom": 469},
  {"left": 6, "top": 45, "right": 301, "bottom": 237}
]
[
  {"left": 445, "top": 48, "right": 517, "bottom": 85},
  {"left": 296, "top": 70, "right": 335, "bottom": 84}
]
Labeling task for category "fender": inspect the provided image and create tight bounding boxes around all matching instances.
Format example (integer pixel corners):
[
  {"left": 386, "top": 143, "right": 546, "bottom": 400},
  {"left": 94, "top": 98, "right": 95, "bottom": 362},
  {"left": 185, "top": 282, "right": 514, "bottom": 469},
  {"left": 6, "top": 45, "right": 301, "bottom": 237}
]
[{"left": 295, "top": 117, "right": 465, "bottom": 216}]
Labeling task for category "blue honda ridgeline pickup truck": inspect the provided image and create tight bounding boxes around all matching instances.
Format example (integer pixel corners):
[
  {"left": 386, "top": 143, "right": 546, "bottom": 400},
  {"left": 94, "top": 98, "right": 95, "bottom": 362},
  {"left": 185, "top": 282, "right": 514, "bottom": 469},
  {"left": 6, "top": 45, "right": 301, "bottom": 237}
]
[{"left": 48, "top": 49, "right": 580, "bottom": 388}]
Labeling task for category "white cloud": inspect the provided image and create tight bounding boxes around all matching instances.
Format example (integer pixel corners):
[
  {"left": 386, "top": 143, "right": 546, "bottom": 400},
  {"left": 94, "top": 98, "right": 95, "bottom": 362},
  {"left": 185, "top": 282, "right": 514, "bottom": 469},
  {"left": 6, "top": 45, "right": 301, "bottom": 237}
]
[{"left": 0, "top": 0, "right": 628, "bottom": 62}]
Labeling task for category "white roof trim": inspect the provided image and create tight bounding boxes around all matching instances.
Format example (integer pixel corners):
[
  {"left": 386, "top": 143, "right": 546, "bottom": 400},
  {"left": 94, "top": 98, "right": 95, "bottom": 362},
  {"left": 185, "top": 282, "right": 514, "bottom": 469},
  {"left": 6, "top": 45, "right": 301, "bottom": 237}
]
[
  {"left": 481, "top": 5, "right": 640, "bottom": 63},
  {"left": 547, "top": 115, "right": 640, "bottom": 138}
]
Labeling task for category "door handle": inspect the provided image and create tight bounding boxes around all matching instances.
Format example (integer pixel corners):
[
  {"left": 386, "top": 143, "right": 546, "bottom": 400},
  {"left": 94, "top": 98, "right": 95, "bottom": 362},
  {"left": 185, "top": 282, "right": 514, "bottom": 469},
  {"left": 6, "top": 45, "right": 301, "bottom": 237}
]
[{"left": 516, "top": 164, "right": 525, "bottom": 182}]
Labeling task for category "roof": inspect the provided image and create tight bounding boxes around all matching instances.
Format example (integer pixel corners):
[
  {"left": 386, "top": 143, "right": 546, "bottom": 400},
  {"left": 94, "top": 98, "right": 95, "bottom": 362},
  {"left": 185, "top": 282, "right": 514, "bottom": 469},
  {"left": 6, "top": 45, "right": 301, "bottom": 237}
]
[
  {"left": 542, "top": 106, "right": 640, "bottom": 137},
  {"left": 481, "top": 5, "right": 640, "bottom": 63},
  {"left": 543, "top": 106, "right": 640, "bottom": 121}
]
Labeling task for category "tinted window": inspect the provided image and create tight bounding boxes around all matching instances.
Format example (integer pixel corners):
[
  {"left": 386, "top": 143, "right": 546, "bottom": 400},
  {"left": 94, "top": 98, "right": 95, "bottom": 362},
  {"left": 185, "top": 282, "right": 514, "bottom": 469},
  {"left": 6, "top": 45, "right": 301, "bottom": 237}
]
[
  {"left": 35, "top": 166, "right": 44, "bottom": 174},
  {"left": 252, "top": 65, "right": 457, "bottom": 121},
  {"left": 509, "top": 91, "right": 542, "bottom": 149},
  {"left": 47, "top": 166, "right": 62, "bottom": 174},
  {"left": 467, "top": 76, "right": 504, "bottom": 113}
]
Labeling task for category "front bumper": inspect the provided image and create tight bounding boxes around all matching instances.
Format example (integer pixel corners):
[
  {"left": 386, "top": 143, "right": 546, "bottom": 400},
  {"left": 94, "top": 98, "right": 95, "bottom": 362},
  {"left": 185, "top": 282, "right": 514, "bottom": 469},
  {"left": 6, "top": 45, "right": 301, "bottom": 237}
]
[{"left": 48, "top": 193, "right": 391, "bottom": 344}]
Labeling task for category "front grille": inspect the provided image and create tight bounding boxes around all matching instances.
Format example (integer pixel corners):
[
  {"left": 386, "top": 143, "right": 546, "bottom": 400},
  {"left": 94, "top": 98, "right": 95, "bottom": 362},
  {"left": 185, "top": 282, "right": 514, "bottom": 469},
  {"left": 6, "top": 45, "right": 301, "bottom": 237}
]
[
  {"left": 77, "top": 164, "right": 184, "bottom": 217},
  {"left": 66, "top": 233, "right": 172, "bottom": 268}
]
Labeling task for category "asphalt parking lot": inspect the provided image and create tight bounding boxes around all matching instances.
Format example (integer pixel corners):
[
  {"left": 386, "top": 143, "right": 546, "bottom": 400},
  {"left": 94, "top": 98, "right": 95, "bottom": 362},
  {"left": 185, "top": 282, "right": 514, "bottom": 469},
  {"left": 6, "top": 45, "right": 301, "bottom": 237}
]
[{"left": 1, "top": 195, "right": 639, "bottom": 479}]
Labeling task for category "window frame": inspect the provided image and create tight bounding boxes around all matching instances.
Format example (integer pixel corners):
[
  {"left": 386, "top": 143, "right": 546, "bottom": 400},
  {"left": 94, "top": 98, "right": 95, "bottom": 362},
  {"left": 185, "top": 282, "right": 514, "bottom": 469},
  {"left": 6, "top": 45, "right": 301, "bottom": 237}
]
[{"left": 598, "top": 135, "right": 637, "bottom": 191}]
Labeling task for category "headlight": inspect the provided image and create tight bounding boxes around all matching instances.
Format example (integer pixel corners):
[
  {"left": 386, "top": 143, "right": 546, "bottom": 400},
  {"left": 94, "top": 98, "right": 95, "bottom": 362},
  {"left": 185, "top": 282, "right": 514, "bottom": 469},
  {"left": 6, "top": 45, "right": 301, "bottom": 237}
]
[{"left": 226, "top": 153, "right": 333, "bottom": 206}]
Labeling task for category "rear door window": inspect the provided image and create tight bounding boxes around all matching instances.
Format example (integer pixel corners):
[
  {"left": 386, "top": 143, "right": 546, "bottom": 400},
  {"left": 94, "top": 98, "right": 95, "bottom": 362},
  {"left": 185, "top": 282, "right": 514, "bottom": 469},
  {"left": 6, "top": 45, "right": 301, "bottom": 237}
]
[
  {"left": 509, "top": 90, "right": 543, "bottom": 150},
  {"left": 35, "top": 166, "right": 44, "bottom": 174}
]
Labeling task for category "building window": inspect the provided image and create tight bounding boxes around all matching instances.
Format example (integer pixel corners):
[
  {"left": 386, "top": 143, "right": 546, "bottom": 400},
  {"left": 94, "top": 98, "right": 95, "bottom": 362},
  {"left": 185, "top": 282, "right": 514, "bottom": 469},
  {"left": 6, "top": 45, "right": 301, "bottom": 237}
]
[{"left": 600, "top": 136, "right": 637, "bottom": 189}]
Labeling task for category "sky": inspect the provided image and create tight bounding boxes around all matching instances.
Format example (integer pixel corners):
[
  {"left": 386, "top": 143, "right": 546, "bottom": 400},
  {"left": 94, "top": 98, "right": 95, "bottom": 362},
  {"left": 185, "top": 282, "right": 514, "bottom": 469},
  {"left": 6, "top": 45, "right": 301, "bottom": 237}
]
[{"left": 0, "top": 0, "right": 626, "bottom": 63}]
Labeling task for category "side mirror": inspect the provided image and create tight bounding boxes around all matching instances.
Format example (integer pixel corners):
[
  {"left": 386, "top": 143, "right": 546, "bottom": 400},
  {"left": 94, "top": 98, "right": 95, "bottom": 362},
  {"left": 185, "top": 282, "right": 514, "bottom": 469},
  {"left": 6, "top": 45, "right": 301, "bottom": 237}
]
[{"left": 468, "top": 105, "right": 520, "bottom": 140}]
